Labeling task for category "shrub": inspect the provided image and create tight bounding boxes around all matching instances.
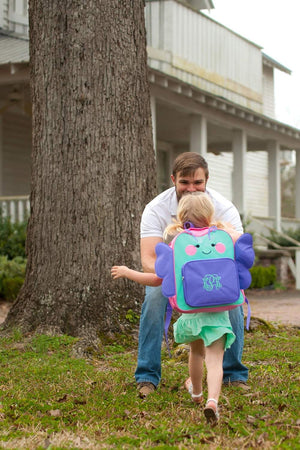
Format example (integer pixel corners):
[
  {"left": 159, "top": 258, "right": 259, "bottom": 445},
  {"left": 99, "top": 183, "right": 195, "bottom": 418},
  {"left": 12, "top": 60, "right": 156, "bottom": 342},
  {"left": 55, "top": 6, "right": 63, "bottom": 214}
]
[
  {"left": 0, "top": 215, "right": 27, "bottom": 259},
  {"left": 249, "top": 265, "right": 277, "bottom": 289},
  {"left": 0, "top": 255, "right": 27, "bottom": 300},
  {"left": 2, "top": 277, "right": 24, "bottom": 300}
]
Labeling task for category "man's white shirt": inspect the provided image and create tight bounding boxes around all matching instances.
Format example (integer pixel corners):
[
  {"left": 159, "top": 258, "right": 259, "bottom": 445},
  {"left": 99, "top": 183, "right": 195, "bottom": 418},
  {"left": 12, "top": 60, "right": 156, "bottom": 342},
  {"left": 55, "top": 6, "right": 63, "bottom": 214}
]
[{"left": 140, "top": 187, "right": 243, "bottom": 239}]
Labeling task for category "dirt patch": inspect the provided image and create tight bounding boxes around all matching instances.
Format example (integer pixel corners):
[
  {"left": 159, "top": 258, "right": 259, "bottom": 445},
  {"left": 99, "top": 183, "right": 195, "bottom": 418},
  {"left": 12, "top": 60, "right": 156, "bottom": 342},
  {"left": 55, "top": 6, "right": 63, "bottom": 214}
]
[
  {"left": 245, "top": 289, "right": 300, "bottom": 327},
  {"left": 0, "top": 301, "right": 11, "bottom": 325}
]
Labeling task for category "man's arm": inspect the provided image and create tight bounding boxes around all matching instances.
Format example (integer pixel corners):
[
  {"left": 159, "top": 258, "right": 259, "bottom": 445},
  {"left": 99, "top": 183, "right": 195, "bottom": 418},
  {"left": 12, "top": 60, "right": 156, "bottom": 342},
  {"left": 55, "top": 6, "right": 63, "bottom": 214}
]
[{"left": 140, "top": 236, "right": 163, "bottom": 273}]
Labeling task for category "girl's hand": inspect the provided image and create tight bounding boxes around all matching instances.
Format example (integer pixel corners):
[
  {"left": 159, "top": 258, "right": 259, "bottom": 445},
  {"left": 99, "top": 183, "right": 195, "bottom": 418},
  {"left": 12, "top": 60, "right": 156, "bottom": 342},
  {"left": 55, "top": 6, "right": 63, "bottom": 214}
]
[{"left": 111, "top": 265, "right": 128, "bottom": 280}]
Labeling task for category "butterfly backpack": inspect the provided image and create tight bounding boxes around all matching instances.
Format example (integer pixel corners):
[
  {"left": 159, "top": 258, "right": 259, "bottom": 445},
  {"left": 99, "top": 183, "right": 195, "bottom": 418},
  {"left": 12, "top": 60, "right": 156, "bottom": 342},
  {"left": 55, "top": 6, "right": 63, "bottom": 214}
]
[{"left": 155, "top": 226, "right": 255, "bottom": 346}]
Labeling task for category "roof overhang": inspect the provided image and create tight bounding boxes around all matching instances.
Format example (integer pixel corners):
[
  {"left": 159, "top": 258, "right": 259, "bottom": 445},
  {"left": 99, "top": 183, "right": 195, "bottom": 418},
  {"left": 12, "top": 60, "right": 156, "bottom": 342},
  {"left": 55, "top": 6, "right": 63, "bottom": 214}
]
[
  {"left": 186, "top": 0, "right": 214, "bottom": 10},
  {"left": 262, "top": 53, "right": 291, "bottom": 75},
  {"left": 146, "top": 0, "right": 214, "bottom": 11},
  {"left": 149, "top": 67, "right": 300, "bottom": 151}
]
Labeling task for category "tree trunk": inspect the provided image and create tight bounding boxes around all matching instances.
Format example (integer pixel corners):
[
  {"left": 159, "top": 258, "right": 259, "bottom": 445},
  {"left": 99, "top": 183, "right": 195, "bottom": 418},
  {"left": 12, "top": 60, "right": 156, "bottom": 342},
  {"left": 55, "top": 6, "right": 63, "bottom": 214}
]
[{"left": 4, "top": 0, "right": 156, "bottom": 344}]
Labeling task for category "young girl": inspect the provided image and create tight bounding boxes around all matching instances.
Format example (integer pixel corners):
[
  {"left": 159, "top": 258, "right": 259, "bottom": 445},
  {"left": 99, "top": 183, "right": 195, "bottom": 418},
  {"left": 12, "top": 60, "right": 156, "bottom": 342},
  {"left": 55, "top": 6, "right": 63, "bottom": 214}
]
[{"left": 111, "top": 192, "right": 241, "bottom": 425}]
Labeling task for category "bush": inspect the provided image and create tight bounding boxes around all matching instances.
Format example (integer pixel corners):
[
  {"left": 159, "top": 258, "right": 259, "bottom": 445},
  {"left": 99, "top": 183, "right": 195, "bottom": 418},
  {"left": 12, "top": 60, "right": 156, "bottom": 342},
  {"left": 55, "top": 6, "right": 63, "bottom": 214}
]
[
  {"left": 0, "top": 215, "right": 27, "bottom": 259},
  {"left": 2, "top": 277, "right": 24, "bottom": 300},
  {"left": 249, "top": 265, "right": 277, "bottom": 289},
  {"left": 0, "top": 255, "right": 26, "bottom": 300}
]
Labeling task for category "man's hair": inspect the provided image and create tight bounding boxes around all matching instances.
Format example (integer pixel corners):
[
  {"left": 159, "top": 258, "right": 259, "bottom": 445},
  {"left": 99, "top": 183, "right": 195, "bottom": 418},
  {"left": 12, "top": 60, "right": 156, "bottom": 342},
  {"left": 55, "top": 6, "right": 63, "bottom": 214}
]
[{"left": 172, "top": 152, "right": 209, "bottom": 179}]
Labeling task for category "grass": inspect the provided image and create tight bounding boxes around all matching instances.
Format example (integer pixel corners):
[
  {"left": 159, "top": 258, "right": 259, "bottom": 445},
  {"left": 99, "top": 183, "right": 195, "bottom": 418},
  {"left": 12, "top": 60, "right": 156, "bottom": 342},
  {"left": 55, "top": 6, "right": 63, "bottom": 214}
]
[{"left": 0, "top": 323, "right": 299, "bottom": 449}]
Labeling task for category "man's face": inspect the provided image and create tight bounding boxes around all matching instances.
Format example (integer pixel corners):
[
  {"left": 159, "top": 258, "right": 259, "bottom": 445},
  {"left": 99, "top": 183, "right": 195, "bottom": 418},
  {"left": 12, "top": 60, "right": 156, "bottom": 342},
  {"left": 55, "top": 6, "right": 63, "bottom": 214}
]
[{"left": 171, "top": 168, "right": 208, "bottom": 200}]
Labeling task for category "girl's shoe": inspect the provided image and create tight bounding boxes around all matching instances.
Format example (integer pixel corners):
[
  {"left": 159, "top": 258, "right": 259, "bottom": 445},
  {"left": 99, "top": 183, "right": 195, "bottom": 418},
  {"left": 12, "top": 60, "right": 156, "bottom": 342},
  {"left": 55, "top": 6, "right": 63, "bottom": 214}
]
[
  {"left": 204, "top": 398, "right": 219, "bottom": 425},
  {"left": 184, "top": 377, "right": 203, "bottom": 404}
]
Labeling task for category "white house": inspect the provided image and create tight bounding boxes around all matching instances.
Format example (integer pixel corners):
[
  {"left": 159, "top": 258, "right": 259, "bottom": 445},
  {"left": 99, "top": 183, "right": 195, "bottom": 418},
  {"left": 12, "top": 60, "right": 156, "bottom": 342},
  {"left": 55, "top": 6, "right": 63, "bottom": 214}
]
[{"left": 1, "top": 0, "right": 300, "bottom": 237}]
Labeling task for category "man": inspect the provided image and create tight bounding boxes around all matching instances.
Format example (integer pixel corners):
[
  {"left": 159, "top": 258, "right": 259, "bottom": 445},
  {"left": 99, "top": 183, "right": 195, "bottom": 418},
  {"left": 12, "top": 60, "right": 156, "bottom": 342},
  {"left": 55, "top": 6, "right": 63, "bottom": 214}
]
[{"left": 135, "top": 152, "right": 249, "bottom": 398}]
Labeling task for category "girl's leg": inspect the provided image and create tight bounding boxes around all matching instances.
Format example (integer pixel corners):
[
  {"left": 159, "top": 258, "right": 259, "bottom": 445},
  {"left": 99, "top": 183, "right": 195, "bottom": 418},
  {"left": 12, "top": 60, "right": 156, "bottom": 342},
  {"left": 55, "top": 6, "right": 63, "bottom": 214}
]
[
  {"left": 205, "top": 336, "right": 225, "bottom": 402},
  {"left": 204, "top": 336, "right": 226, "bottom": 424},
  {"left": 189, "top": 339, "right": 205, "bottom": 398}
]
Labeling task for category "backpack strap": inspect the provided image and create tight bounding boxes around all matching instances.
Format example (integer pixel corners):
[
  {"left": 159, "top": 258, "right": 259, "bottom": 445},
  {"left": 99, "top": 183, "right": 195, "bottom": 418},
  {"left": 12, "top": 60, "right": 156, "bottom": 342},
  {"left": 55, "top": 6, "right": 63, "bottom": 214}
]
[
  {"left": 244, "top": 296, "right": 251, "bottom": 330},
  {"left": 164, "top": 301, "right": 173, "bottom": 357}
]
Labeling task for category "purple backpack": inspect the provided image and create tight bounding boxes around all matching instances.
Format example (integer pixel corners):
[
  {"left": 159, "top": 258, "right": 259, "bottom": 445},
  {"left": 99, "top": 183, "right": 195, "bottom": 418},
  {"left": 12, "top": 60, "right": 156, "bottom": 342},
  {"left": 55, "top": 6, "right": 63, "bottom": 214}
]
[{"left": 155, "top": 227, "right": 255, "bottom": 338}]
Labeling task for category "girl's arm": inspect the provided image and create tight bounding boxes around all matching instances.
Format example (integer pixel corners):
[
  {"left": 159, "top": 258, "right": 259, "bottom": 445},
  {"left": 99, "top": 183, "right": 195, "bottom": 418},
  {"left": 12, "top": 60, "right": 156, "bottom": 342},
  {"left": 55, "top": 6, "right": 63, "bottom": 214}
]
[
  {"left": 220, "top": 222, "right": 242, "bottom": 243},
  {"left": 111, "top": 266, "right": 162, "bottom": 286}
]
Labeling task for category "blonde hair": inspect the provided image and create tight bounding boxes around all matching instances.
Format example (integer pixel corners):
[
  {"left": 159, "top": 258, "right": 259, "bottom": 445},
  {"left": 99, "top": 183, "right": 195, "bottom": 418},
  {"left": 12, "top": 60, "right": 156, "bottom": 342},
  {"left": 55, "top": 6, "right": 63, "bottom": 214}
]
[{"left": 164, "top": 192, "right": 223, "bottom": 241}]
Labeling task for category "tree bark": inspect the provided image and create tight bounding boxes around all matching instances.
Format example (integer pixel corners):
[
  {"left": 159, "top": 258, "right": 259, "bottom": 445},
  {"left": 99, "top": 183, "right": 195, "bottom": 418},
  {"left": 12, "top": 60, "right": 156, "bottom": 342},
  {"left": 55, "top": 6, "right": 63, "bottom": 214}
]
[{"left": 3, "top": 0, "right": 156, "bottom": 344}]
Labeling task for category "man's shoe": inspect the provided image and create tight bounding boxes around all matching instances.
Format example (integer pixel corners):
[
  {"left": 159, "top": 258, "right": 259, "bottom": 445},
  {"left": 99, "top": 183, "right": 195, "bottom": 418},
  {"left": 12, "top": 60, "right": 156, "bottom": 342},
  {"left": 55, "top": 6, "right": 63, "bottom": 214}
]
[
  {"left": 224, "top": 381, "right": 250, "bottom": 391},
  {"left": 137, "top": 382, "right": 156, "bottom": 398}
]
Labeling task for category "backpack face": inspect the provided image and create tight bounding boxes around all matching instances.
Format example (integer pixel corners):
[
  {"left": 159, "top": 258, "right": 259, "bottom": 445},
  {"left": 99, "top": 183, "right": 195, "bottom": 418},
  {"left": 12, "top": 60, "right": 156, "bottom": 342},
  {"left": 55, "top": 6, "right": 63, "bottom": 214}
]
[{"left": 170, "top": 227, "right": 244, "bottom": 313}]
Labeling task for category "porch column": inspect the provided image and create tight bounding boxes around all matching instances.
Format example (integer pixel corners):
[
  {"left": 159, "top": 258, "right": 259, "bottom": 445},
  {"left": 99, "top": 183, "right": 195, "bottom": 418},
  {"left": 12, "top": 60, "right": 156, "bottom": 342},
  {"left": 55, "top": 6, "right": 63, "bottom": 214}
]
[
  {"left": 0, "top": 116, "right": 2, "bottom": 195},
  {"left": 150, "top": 95, "right": 157, "bottom": 155},
  {"left": 295, "top": 150, "right": 300, "bottom": 219},
  {"left": 267, "top": 140, "right": 281, "bottom": 232},
  {"left": 232, "top": 129, "right": 247, "bottom": 216},
  {"left": 293, "top": 150, "right": 300, "bottom": 290},
  {"left": 189, "top": 114, "right": 207, "bottom": 157}
]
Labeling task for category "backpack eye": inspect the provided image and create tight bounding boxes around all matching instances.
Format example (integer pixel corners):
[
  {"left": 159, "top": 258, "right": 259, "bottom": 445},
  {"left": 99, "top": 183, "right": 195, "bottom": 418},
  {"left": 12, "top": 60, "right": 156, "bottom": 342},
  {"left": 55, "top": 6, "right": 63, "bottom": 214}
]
[{"left": 211, "top": 243, "right": 216, "bottom": 247}]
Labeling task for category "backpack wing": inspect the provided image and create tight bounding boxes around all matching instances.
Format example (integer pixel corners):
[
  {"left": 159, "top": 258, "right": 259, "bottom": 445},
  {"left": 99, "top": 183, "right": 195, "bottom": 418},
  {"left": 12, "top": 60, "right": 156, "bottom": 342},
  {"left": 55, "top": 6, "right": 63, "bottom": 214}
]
[
  {"left": 155, "top": 242, "right": 176, "bottom": 297},
  {"left": 235, "top": 233, "right": 255, "bottom": 289}
]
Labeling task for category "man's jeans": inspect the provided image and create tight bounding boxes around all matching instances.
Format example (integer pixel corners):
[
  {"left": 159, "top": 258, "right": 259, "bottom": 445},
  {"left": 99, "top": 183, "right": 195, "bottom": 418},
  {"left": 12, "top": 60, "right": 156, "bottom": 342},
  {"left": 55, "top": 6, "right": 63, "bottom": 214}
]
[{"left": 135, "top": 286, "right": 248, "bottom": 387}]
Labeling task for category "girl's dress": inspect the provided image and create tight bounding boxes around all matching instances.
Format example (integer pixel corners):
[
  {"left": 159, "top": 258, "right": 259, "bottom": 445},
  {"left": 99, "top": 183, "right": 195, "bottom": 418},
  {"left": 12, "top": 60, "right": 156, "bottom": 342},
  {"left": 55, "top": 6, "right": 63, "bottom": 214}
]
[{"left": 173, "top": 310, "right": 235, "bottom": 349}]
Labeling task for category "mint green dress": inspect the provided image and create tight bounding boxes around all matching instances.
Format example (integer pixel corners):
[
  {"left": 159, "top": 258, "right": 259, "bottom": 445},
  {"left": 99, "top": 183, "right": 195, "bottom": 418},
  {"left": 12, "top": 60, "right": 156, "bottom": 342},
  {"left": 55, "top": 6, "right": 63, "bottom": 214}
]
[{"left": 173, "top": 311, "right": 236, "bottom": 349}]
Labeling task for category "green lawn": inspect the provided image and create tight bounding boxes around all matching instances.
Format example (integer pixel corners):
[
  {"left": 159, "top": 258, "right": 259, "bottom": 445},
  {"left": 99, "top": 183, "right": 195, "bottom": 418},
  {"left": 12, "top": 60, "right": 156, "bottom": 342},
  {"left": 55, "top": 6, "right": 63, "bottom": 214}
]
[{"left": 0, "top": 322, "right": 299, "bottom": 449}]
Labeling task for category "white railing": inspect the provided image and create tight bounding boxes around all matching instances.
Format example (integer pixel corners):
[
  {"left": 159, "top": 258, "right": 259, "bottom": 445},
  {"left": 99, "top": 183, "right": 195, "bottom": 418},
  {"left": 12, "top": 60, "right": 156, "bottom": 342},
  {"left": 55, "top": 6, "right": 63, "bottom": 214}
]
[{"left": 0, "top": 196, "right": 30, "bottom": 223}]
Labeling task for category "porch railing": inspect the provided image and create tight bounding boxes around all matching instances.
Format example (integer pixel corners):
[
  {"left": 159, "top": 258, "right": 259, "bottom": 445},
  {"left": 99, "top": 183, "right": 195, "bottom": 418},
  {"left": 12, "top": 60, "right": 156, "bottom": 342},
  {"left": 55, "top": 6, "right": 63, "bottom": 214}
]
[{"left": 0, "top": 196, "right": 30, "bottom": 223}]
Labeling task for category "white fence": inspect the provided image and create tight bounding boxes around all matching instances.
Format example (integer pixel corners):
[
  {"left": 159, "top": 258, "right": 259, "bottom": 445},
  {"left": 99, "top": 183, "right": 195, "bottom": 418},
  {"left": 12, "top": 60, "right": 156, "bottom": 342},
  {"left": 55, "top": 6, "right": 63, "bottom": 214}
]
[{"left": 0, "top": 196, "right": 30, "bottom": 223}]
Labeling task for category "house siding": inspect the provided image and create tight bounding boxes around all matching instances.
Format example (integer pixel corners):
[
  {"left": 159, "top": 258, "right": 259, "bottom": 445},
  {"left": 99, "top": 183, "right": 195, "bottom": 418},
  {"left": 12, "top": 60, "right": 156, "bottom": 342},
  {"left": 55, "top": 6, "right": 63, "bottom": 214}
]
[
  {"left": 206, "top": 152, "right": 233, "bottom": 201},
  {"left": 146, "top": 0, "right": 264, "bottom": 112},
  {"left": 0, "top": 0, "right": 28, "bottom": 35},
  {"left": 205, "top": 151, "right": 268, "bottom": 217},
  {"left": 3, "top": 112, "right": 31, "bottom": 195},
  {"left": 246, "top": 151, "right": 269, "bottom": 217},
  {"left": 0, "top": 1, "right": 9, "bottom": 30},
  {"left": 263, "top": 65, "right": 275, "bottom": 118}
]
